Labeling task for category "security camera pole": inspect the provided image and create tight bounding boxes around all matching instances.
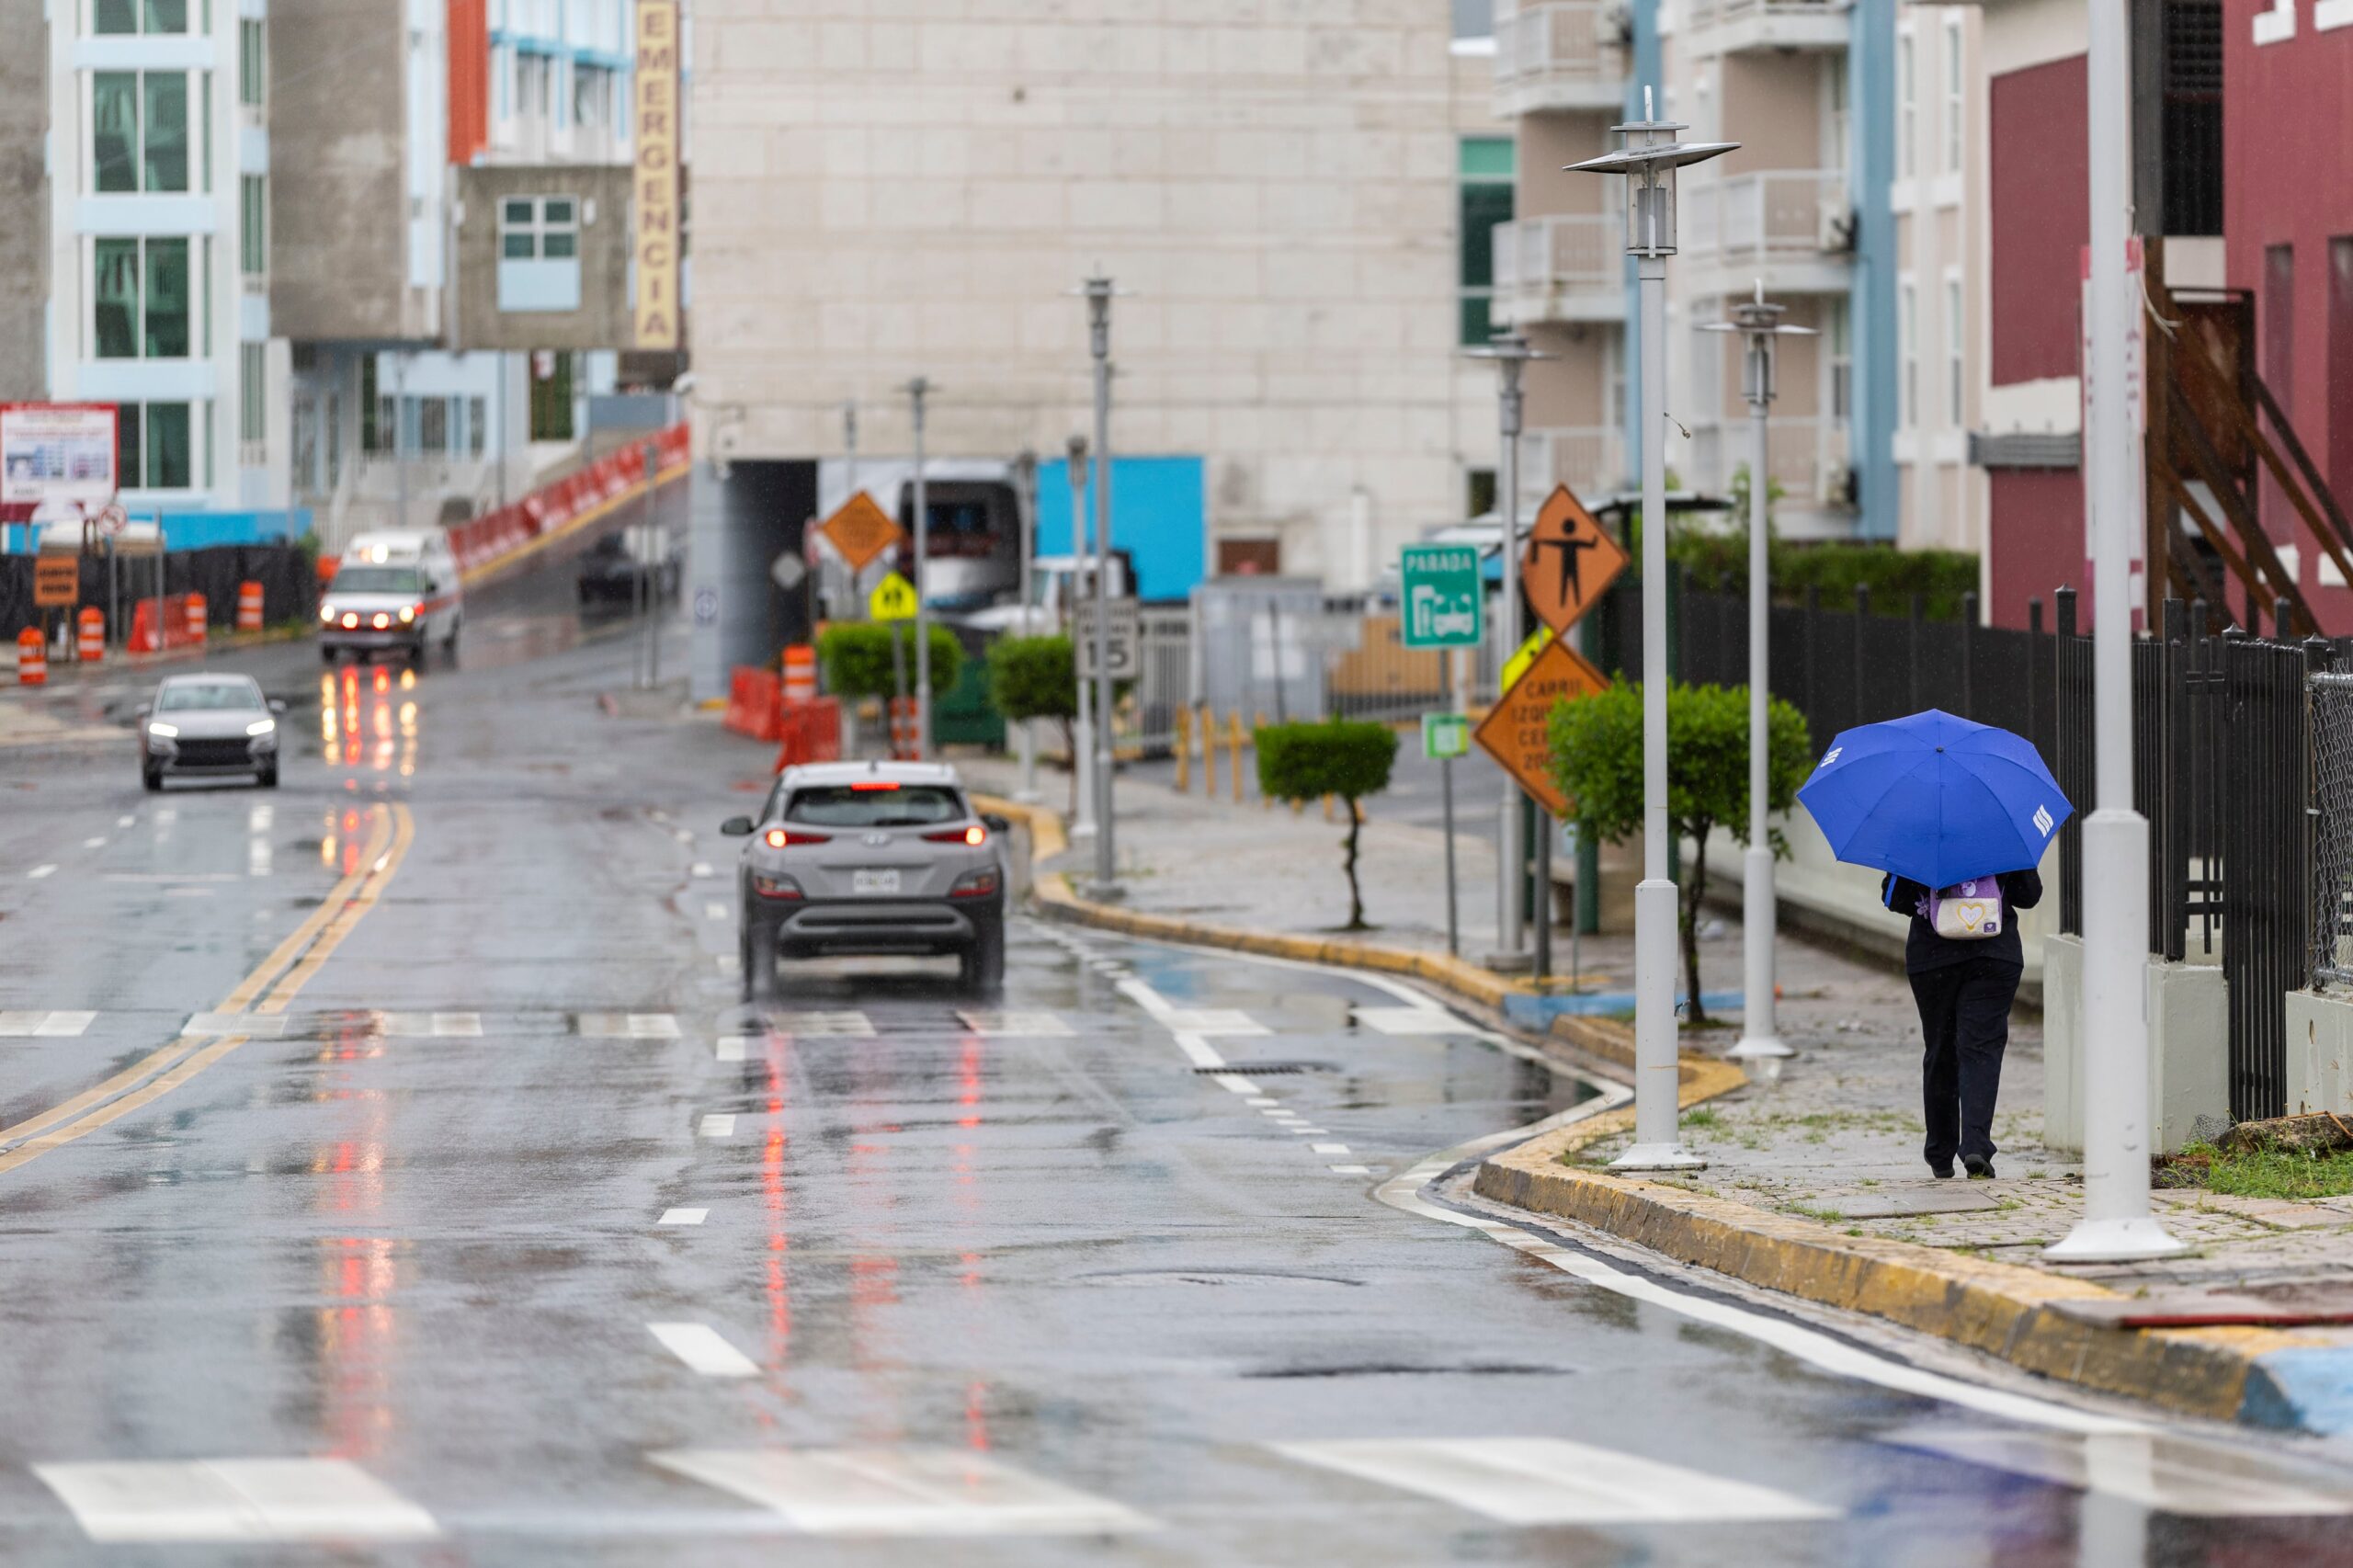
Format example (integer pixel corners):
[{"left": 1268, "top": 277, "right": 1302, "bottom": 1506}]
[
  {"left": 2046, "top": 0, "right": 2185, "bottom": 1262},
  {"left": 1460, "top": 331, "right": 1551, "bottom": 966},
  {"left": 1700, "top": 283, "right": 1813, "bottom": 1063},
  {"left": 904, "top": 377, "right": 933, "bottom": 761},
  {"left": 1568, "top": 90, "right": 1735, "bottom": 1171},
  {"left": 1082, "top": 276, "right": 1119, "bottom": 892}
]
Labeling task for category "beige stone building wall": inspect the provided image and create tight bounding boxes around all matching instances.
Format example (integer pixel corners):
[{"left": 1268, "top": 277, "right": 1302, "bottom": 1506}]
[{"left": 691, "top": 0, "right": 1503, "bottom": 585}]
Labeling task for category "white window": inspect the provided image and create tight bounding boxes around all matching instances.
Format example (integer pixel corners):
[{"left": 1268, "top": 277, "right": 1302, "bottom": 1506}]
[
  {"left": 499, "top": 195, "right": 579, "bottom": 259},
  {"left": 1898, "top": 32, "right": 1916, "bottom": 181},
  {"left": 1900, "top": 279, "right": 1919, "bottom": 428},
  {"left": 94, "top": 0, "right": 191, "bottom": 35},
  {"left": 1945, "top": 274, "right": 1964, "bottom": 426},
  {"left": 1943, "top": 17, "right": 1964, "bottom": 174}
]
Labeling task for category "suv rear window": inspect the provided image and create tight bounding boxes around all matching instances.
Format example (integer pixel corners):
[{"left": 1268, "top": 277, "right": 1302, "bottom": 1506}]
[{"left": 784, "top": 784, "right": 965, "bottom": 828}]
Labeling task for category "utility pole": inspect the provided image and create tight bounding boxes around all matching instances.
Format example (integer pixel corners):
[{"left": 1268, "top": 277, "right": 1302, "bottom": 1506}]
[
  {"left": 1083, "top": 276, "right": 1119, "bottom": 892},
  {"left": 1014, "top": 448, "right": 1042, "bottom": 803},
  {"left": 392, "top": 354, "right": 408, "bottom": 534},
  {"left": 2046, "top": 0, "right": 2185, "bottom": 1263},
  {"left": 1461, "top": 332, "right": 1549, "bottom": 967},
  {"left": 1569, "top": 89, "right": 1734, "bottom": 1172},
  {"left": 1066, "top": 435, "right": 1097, "bottom": 844},
  {"left": 1702, "top": 283, "right": 1812, "bottom": 1064},
  {"left": 906, "top": 378, "right": 932, "bottom": 761}
]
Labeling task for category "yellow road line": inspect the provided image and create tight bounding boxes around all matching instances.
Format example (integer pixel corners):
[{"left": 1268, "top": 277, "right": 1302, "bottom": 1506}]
[{"left": 0, "top": 801, "right": 417, "bottom": 1175}]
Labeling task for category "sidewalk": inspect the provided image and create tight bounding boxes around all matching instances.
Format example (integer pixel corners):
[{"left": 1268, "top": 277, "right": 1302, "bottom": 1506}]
[{"left": 969, "top": 756, "right": 2353, "bottom": 1434}]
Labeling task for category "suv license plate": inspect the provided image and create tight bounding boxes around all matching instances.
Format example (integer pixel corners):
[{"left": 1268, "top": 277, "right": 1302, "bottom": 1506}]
[{"left": 852, "top": 869, "right": 901, "bottom": 896}]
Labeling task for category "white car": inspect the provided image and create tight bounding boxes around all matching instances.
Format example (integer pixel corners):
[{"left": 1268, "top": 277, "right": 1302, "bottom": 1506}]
[
  {"left": 137, "top": 674, "right": 285, "bottom": 791},
  {"left": 320, "top": 530, "right": 463, "bottom": 665}
]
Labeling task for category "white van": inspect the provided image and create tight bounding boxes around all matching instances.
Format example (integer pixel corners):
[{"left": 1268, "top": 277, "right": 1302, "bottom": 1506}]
[{"left": 319, "top": 530, "right": 464, "bottom": 665}]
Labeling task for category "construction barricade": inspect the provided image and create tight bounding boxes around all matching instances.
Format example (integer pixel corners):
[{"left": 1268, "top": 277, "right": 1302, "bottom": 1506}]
[
  {"left": 888, "top": 697, "right": 921, "bottom": 760},
  {"left": 774, "top": 697, "right": 842, "bottom": 771},
  {"left": 236, "top": 581, "right": 265, "bottom": 631},
  {"left": 782, "top": 644, "right": 817, "bottom": 704},
  {"left": 17, "top": 627, "right": 45, "bottom": 686},
  {"left": 77, "top": 608, "right": 104, "bottom": 665},
  {"left": 722, "top": 665, "right": 784, "bottom": 743},
  {"left": 130, "top": 596, "right": 209, "bottom": 654},
  {"left": 185, "top": 594, "right": 207, "bottom": 643}
]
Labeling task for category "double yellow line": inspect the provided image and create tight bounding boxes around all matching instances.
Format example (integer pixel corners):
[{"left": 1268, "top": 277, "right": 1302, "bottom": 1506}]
[{"left": 0, "top": 802, "right": 416, "bottom": 1177}]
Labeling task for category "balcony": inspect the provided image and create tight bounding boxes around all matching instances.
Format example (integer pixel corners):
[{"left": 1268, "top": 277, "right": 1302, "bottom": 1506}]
[
  {"left": 1680, "top": 0, "right": 1850, "bottom": 56},
  {"left": 1681, "top": 170, "right": 1855, "bottom": 296},
  {"left": 1492, "top": 213, "right": 1625, "bottom": 326},
  {"left": 1518, "top": 426, "right": 1628, "bottom": 510},
  {"left": 1493, "top": 2, "right": 1628, "bottom": 116}
]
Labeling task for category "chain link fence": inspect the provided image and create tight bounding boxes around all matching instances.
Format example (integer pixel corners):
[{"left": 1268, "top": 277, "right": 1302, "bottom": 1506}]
[{"left": 2310, "top": 670, "right": 2353, "bottom": 990}]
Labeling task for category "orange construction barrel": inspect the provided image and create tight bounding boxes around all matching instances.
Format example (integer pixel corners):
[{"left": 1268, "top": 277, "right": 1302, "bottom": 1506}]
[
  {"left": 185, "top": 593, "right": 207, "bottom": 643},
  {"left": 76, "top": 608, "right": 104, "bottom": 665},
  {"left": 236, "top": 580, "right": 264, "bottom": 631},
  {"left": 782, "top": 643, "right": 818, "bottom": 704},
  {"left": 17, "top": 626, "right": 46, "bottom": 687}
]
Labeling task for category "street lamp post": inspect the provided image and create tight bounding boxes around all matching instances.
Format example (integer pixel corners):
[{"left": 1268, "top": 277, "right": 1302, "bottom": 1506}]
[
  {"left": 1568, "top": 90, "right": 1736, "bottom": 1172},
  {"left": 2046, "top": 0, "right": 2185, "bottom": 1263},
  {"left": 1014, "top": 448, "right": 1042, "bottom": 804},
  {"left": 1083, "top": 276, "right": 1119, "bottom": 893},
  {"left": 1461, "top": 331, "right": 1551, "bottom": 968},
  {"left": 1066, "top": 435, "right": 1097, "bottom": 846},
  {"left": 1701, "top": 283, "right": 1813, "bottom": 1063},
  {"left": 906, "top": 377, "right": 932, "bottom": 762}
]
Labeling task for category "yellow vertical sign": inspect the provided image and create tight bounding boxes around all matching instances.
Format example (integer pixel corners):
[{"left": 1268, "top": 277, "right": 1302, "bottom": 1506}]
[{"left": 631, "top": 0, "right": 681, "bottom": 349}]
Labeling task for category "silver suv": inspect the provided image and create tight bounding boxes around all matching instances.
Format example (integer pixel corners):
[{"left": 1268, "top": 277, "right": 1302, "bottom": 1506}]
[{"left": 722, "top": 760, "right": 1006, "bottom": 994}]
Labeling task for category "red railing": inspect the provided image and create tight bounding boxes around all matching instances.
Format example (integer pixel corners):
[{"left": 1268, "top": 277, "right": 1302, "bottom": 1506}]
[{"left": 448, "top": 423, "right": 690, "bottom": 578}]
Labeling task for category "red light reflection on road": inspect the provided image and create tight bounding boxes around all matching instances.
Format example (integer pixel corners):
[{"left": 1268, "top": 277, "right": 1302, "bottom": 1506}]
[
  {"left": 761, "top": 1040, "right": 792, "bottom": 1384},
  {"left": 310, "top": 1022, "right": 396, "bottom": 1460}
]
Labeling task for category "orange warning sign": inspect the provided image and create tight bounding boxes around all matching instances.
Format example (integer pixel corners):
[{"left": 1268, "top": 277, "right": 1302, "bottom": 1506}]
[
  {"left": 1472, "top": 638, "right": 1612, "bottom": 817},
  {"left": 818, "top": 491, "right": 905, "bottom": 574},
  {"left": 1521, "top": 483, "right": 1628, "bottom": 637}
]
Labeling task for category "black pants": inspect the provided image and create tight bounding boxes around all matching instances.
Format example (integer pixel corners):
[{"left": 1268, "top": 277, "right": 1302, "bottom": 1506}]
[{"left": 1906, "top": 956, "right": 2022, "bottom": 1168}]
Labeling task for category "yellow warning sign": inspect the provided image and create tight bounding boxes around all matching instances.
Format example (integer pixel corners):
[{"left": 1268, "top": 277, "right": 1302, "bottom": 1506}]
[
  {"left": 1500, "top": 626, "right": 1551, "bottom": 690},
  {"left": 869, "top": 572, "right": 918, "bottom": 622}
]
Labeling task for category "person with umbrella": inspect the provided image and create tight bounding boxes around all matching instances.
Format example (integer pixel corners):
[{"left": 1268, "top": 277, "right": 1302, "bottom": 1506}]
[{"left": 1798, "top": 710, "right": 2072, "bottom": 1181}]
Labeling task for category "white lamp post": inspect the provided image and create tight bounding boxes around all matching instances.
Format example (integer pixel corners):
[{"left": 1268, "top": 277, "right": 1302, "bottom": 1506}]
[
  {"left": 1700, "top": 283, "right": 1813, "bottom": 1064},
  {"left": 2045, "top": 0, "right": 2185, "bottom": 1262},
  {"left": 1568, "top": 91, "right": 1736, "bottom": 1172}
]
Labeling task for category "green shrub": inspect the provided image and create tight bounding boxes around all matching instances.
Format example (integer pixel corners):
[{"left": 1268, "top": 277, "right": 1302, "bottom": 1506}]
[
  {"left": 1549, "top": 681, "right": 1811, "bottom": 1022},
  {"left": 1256, "top": 719, "right": 1399, "bottom": 930},
  {"left": 986, "top": 634, "right": 1078, "bottom": 723},
  {"left": 817, "top": 623, "right": 962, "bottom": 702},
  {"left": 1672, "top": 528, "right": 1981, "bottom": 622}
]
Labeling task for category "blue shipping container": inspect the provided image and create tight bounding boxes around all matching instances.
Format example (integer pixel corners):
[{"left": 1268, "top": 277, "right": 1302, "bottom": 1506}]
[{"left": 1034, "top": 456, "right": 1204, "bottom": 603}]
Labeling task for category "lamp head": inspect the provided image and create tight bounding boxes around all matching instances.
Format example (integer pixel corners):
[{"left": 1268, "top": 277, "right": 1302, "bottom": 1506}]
[{"left": 1564, "top": 88, "right": 1737, "bottom": 257}]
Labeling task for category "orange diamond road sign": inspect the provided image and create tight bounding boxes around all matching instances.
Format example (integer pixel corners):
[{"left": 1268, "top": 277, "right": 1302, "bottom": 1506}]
[
  {"left": 1473, "top": 638, "right": 1612, "bottom": 817},
  {"left": 818, "top": 491, "right": 904, "bottom": 574},
  {"left": 1521, "top": 483, "right": 1628, "bottom": 637}
]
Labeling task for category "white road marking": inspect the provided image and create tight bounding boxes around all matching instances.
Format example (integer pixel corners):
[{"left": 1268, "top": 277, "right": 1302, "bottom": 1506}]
[
  {"left": 767, "top": 1010, "right": 872, "bottom": 1038},
  {"left": 1311, "top": 1143, "right": 1351, "bottom": 1154},
  {"left": 1328, "top": 1165, "right": 1374, "bottom": 1175},
  {"left": 646, "top": 1448, "right": 1156, "bottom": 1536},
  {"left": 1163, "top": 1008, "right": 1267, "bottom": 1036},
  {"left": 1269, "top": 1437, "right": 1835, "bottom": 1526},
  {"left": 1354, "top": 1005, "right": 1474, "bottom": 1036},
  {"left": 1292, "top": 1127, "right": 1332, "bottom": 1135},
  {"left": 34, "top": 1459, "right": 439, "bottom": 1542},
  {"left": 1210, "top": 1074, "right": 1259, "bottom": 1095},
  {"left": 0, "top": 1011, "right": 97, "bottom": 1038},
  {"left": 690, "top": 862, "right": 716, "bottom": 879},
  {"left": 658, "top": 1208, "right": 709, "bottom": 1227},
  {"left": 376, "top": 1012, "right": 483, "bottom": 1038},
  {"left": 957, "top": 1011, "right": 1074, "bottom": 1037},
  {"left": 674, "top": 829, "right": 696, "bottom": 844},
  {"left": 1881, "top": 1427, "right": 2353, "bottom": 1517},
  {"left": 705, "top": 902, "right": 730, "bottom": 920},
  {"left": 1246, "top": 1097, "right": 1279, "bottom": 1108},
  {"left": 647, "top": 1323, "right": 759, "bottom": 1378},
  {"left": 27, "top": 865, "right": 55, "bottom": 880},
  {"left": 180, "top": 1012, "right": 284, "bottom": 1038},
  {"left": 699, "top": 1115, "right": 735, "bottom": 1138},
  {"left": 577, "top": 1013, "right": 681, "bottom": 1040},
  {"left": 716, "top": 1037, "right": 749, "bottom": 1062},
  {"left": 81, "top": 836, "right": 105, "bottom": 849},
  {"left": 717, "top": 954, "right": 741, "bottom": 976},
  {"left": 116, "top": 814, "right": 134, "bottom": 828}
]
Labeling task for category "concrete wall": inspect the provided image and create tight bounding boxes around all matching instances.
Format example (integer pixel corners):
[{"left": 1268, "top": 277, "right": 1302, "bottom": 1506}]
[
  {"left": 689, "top": 2, "right": 1478, "bottom": 578},
  {"left": 0, "top": 0, "right": 47, "bottom": 401},
  {"left": 271, "top": 0, "right": 415, "bottom": 342},
  {"left": 452, "top": 165, "right": 637, "bottom": 352}
]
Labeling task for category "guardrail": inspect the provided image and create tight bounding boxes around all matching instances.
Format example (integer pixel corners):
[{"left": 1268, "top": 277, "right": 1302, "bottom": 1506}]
[{"left": 448, "top": 423, "right": 690, "bottom": 579}]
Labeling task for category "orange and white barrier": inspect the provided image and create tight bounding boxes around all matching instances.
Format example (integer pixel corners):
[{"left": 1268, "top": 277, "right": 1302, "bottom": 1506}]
[
  {"left": 782, "top": 643, "right": 818, "bottom": 704},
  {"left": 236, "top": 580, "right": 265, "bottom": 631},
  {"left": 17, "top": 626, "right": 45, "bottom": 687},
  {"left": 76, "top": 608, "right": 104, "bottom": 665},
  {"left": 888, "top": 696, "right": 921, "bottom": 760},
  {"left": 184, "top": 593, "right": 207, "bottom": 643}
]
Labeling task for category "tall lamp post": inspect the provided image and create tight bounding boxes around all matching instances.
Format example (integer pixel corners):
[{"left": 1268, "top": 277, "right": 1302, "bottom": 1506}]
[
  {"left": 1461, "top": 331, "right": 1551, "bottom": 967},
  {"left": 1013, "top": 448, "right": 1042, "bottom": 803},
  {"left": 904, "top": 377, "right": 933, "bottom": 760},
  {"left": 2046, "top": 0, "right": 2185, "bottom": 1263},
  {"left": 1568, "top": 91, "right": 1735, "bottom": 1172},
  {"left": 1700, "top": 282, "right": 1813, "bottom": 1063},
  {"left": 1081, "top": 276, "right": 1120, "bottom": 893},
  {"left": 1065, "top": 435, "right": 1097, "bottom": 846}
]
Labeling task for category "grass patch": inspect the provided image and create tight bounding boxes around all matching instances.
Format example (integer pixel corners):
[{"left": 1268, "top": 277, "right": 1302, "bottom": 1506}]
[
  {"left": 1682, "top": 1108, "right": 1723, "bottom": 1130},
  {"left": 2159, "top": 1139, "right": 2353, "bottom": 1201}
]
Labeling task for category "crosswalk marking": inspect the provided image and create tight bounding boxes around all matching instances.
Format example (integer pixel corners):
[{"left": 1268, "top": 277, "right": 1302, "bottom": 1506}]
[
  {"left": 955, "top": 1011, "right": 1074, "bottom": 1037},
  {"left": 26, "top": 865, "right": 54, "bottom": 880},
  {"left": 0, "top": 1011, "right": 97, "bottom": 1038},
  {"left": 646, "top": 1448, "right": 1156, "bottom": 1536},
  {"left": 1311, "top": 1143, "right": 1350, "bottom": 1154},
  {"left": 767, "top": 1011, "right": 873, "bottom": 1038},
  {"left": 576, "top": 1013, "right": 681, "bottom": 1040},
  {"left": 376, "top": 1012, "right": 483, "bottom": 1038},
  {"left": 1353, "top": 1006, "right": 1472, "bottom": 1036},
  {"left": 699, "top": 1114, "right": 735, "bottom": 1138},
  {"left": 659, "top": 1208, "right": 708, "bottom": 1226},
  {"left": 1882, "top": 1427, "right": 2353, "bottom": 1517},
  {"left": 182, "top": 1012, "right": 281, "bottom": 1038},
  {"left": 1210, "top": 1074, "right": 1259, "bottom": 1095},
  {"left": 716, "top": 1037, "right": 750, "bottom": 1062},
  {"left": 34, "top": 1459, "right": 439, "bottom": 1542},
  {"left": 1162, "top": 1008, "right": 1267, "bottom": 1036},
  {"left": 1270, "top": 1438, "right": 1835, "bottom": 1526},
  {"left": 648, "top": 1323, "right": 759, "bottom": 1378}
]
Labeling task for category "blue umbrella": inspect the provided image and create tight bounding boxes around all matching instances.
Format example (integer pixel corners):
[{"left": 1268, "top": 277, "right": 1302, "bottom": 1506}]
[{"left": 1796, "top": 709, "right": 2073, "bottom": 890}]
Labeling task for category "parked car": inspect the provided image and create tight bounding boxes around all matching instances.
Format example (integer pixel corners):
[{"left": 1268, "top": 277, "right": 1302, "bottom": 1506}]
[
  {"left": 577, "top": 526, "right": 682, "bottom": 611},
  {"left": 320, "top": 530, "right": 463, "bottom": 665},
  {"left": 137, "top": 674, "right": 286, "bottom": 790},
  {"left": 722, "top": 759, "right": 1006, "bottom": 993}
]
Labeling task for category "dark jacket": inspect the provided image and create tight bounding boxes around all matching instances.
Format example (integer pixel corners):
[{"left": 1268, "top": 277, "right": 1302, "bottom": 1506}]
[{"left": 1881, "top": 869, "right": 2044, "bottom": 973}]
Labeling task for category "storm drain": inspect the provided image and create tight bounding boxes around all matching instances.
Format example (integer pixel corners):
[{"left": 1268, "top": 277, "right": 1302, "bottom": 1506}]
[{"left": 1192, "top": 1061, "right": 1332, "bottom": 1076}]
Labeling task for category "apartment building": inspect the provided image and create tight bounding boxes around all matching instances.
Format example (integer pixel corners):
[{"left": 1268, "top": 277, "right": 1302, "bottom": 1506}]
[
  {"left": 3, "top": 0, "right": 296, "bottom": 537},
  {"left": 687, "top": 0, "right": 1506, "bottom": 654}
]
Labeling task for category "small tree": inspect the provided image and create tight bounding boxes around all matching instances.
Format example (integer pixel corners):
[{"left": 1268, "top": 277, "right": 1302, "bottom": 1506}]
[
  {"left": 988, "top": 634, "right": 1081, "bottom": 812},
  {"left": 1256, "top": 719, "right": 1399, "bottom": 931},
  {"left": 816, "top": 623, "right": 963, "bottom": 702},
  {"left": 1548, "top": 681, "right": 1811, "bottom": 1024}
]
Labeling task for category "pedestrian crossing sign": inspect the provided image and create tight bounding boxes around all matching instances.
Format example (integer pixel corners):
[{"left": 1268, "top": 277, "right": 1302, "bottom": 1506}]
[
  {"left": 1500, "top": 625, "right": 1551, "bottom": 689},
  {"left": 869, "top": 573, "right": 918, "bottom": 622}
]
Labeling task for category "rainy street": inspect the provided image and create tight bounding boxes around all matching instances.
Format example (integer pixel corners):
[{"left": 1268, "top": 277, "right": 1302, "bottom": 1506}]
[{"left": 0, "top": 542, "right": 2343, "bottom": 1564}]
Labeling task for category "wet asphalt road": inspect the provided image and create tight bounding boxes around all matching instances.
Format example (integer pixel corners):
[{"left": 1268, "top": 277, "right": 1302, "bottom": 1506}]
[{"left": 1, "top": 532, "right": 2352, "bottom": 1562}]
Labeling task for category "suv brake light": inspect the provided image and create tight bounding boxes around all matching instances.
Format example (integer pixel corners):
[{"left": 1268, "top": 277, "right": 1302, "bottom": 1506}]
[
  {"left": 949, "top": 867, "right": 1001, "bottom": 899},
  {"left": 765, "top": 828, "right": 830, "bottom": 847},
  {"left": 752, "top": 872, "right": 803, "bottom": 900},
  {"left": 924, "top": 825, "right": 987, "bottom": 846}
]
